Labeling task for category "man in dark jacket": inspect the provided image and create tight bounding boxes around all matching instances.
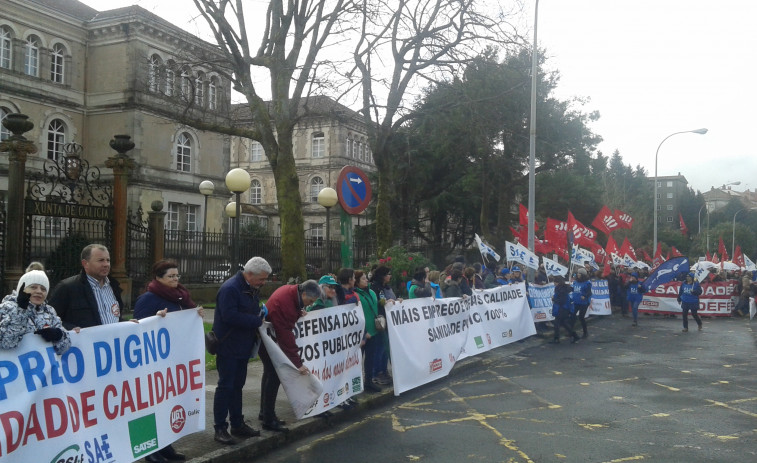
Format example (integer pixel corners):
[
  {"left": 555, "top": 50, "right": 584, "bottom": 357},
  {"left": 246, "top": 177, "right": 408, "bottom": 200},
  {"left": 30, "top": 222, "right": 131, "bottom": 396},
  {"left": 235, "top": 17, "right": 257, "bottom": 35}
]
[
  {"left": 212, "top": 256, "right": 271, "bottom": 445},
  {"left": 49, "top": 244, "right": 125, "bottom": 329}
]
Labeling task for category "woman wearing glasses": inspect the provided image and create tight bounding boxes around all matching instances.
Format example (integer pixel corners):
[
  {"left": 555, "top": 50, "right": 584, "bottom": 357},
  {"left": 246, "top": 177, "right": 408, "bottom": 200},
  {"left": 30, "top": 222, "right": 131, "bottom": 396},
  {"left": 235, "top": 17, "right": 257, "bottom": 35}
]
[{"left": 133, "top": 259, "right": 203, "bottom": 461}]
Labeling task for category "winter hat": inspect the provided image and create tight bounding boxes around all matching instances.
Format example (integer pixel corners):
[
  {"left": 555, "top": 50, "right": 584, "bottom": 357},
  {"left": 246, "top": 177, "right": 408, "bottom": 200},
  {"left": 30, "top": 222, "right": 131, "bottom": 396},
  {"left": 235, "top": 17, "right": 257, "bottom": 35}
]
[
  {"left": 577, "top": 268, "right": 588, "bottom": 276},
  {"left": 687, "top": 272, "right": 695, "bottom": 278},
  {"left": 17, "top": 270, "right": 49, "bottom": 294},
  {"left": 500, "top": 268, "right": 510, "bottom": 276},
  {"left": 318, "top": 275, "right": 338, "bottom": 287},
  {"left": 511, "top": 266, "right": 522, "bottom": 272}
]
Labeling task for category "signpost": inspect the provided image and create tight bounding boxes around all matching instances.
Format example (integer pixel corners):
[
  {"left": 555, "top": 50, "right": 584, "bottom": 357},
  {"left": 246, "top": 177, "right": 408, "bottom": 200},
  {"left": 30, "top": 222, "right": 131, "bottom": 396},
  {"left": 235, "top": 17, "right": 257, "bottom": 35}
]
[{"left": 336, "top": 166, "right": 372, "bottom": 267}]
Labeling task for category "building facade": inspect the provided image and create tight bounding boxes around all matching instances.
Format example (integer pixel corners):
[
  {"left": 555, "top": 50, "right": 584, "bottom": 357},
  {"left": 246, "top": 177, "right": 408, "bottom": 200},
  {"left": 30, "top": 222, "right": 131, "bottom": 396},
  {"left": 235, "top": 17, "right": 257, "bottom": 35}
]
[
  {"left": 651, "top": 173, "right": 688, "bottom": 228},
  {"left": 0, "top": 0, "right": 233, "bottom": 234},
  {"left": 230, "top": 95, "right": 376, "bottom": 243}
]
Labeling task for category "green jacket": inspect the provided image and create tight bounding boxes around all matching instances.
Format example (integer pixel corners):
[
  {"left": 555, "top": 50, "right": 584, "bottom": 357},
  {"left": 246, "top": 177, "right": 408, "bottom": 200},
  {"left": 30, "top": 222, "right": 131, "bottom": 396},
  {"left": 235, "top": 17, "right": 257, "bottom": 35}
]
[{"left": 355, "top": 286, "right": 379, "bottom": 337}]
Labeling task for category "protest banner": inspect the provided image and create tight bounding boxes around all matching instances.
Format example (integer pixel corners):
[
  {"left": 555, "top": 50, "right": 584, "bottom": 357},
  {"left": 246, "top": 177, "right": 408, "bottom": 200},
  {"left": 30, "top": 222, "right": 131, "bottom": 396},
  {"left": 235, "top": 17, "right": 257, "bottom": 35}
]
[
  {"left": 639, "top": 280, "right": 737, "bottom": 316},
  {"left": 527, "top": 283, "right": 555, "bottom": 323},
  {"left": 291, "top": 304, "right": 365, "bottom": 417},
  {"left": 588, "top": 278, "right": 612, "bottom": 315},
  {"left": 386, "top": 284, "right": 536, "bottom": 395},
  {"left": 0, "top": 310, "right": 205, "bottom": 463}
]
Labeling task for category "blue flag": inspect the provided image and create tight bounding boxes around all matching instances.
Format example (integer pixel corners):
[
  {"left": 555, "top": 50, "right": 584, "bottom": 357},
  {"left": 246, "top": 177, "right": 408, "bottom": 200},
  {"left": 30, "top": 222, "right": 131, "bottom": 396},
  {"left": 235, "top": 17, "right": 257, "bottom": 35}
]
[{"left": 644, "top": 257, "right": 689, "bottom": 290}]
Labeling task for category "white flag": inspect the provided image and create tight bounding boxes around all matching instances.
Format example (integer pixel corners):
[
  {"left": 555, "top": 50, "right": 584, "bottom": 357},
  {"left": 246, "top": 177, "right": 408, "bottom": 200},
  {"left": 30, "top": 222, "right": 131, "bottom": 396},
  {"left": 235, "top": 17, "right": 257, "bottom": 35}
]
[
  {"left": 542, "top": 256, "right": 568, "bottom": 277},
  {"left": 475, "top": 233, "right": 501, "bottom": 262},
  {"left": 505, "top": 241, "right": 539, "bottom": 270},
  {"left": 744, "top": 254, "right": 756, "bottom": 272}
]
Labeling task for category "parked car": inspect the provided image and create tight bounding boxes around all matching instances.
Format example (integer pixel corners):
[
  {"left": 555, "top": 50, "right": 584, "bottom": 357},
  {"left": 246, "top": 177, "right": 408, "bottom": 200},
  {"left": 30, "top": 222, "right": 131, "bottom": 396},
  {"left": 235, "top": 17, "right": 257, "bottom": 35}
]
[{"left": 203, "top": 263, "right": 243, "bottom": 283}]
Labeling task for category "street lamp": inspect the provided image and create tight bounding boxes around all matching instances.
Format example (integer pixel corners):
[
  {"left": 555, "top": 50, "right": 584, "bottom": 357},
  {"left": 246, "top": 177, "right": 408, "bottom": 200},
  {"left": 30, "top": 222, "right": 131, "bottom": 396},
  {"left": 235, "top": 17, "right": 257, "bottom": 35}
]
[
  {"left": 199, "top": 180, "right": 214, "bottom": 266},
  {"left": 226, "top": 168, "right": 251, "bottom": 265},
  {"left": 317, "top": 187, "right": 338, "bottom": 272},
  {"left": 732, "top": 207, "right": 757, "bottom": 258},
  {"left": 527, "top": 0, "right": 539, "bottom": 281},
  {"left": 653, "top": 128, "right": 707, "bottom": 256}
]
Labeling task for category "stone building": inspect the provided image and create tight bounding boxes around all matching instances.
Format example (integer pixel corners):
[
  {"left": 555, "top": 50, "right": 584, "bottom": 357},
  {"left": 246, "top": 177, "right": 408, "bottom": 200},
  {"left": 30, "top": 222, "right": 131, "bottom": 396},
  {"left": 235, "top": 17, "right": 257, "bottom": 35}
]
[{"left": 0, "top": 0, "right": 233, "bottom": 234}]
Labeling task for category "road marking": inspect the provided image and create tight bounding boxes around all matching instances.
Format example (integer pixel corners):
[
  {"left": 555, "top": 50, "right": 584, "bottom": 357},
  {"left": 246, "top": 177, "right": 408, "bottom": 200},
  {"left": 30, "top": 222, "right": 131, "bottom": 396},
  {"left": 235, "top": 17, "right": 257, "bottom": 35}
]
[{"left": 652, "top": 382, "right": 680, "bottom": 392}]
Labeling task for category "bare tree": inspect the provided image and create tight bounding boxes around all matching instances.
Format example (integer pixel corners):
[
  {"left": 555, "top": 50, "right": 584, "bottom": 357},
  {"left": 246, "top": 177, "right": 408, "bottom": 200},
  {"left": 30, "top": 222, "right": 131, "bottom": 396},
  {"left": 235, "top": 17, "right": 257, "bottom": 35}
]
[
  {"left": 352, "top": 0, "right": 523, "bottom": 253},
  {"left": 191, "top": 0, "right": 355, "bottom": 279}
]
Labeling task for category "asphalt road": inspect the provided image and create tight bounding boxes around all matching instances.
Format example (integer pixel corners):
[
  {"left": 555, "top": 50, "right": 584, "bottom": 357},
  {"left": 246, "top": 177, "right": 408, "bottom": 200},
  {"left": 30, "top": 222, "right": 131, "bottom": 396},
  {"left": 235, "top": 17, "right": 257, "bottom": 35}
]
[{"left": 262, "top": 314, "right": 757, "bottom": 463}]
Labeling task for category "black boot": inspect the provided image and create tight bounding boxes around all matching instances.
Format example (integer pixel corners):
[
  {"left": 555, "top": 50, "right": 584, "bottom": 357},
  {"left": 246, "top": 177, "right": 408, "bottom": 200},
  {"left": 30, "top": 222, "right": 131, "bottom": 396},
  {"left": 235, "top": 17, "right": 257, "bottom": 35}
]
[{"left": 159, "top": 445, "right": 186, "bottom": 461}]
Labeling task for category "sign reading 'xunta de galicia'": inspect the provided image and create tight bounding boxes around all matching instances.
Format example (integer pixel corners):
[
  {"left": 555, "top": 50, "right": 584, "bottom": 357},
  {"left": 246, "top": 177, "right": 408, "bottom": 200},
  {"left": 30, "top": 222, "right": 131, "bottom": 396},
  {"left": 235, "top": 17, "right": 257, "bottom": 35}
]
[{"left": 26, "top": 199, "right": 114, "bottom": 220}]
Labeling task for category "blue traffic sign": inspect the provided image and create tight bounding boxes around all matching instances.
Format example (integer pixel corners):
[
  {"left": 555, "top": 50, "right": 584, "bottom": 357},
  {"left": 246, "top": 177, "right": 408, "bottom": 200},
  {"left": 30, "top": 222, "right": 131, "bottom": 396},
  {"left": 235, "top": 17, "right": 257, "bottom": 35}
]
[{"left": 337, "top": 166, "right": 372, "bottom": 214}]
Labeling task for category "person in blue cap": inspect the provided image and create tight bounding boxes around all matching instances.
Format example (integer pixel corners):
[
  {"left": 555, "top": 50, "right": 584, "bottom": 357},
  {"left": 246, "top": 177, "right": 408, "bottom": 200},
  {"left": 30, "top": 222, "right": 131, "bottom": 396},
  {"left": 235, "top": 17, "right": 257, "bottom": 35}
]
[
  {"left": 626, "top": 272, "right": 646, "bottom": 327},
  {"left": 509, "top": 266, "right": 524, "bottom": 284},
  {"left": 571, "top": 267, "right": 592, "bottom": 338},
  {"left": 677, "top": 272, "right": 703, "bottom": 332},
  {"left": 307, "top": 274, "right": 339, "bottom": 311},
  {"left": 496, "top": 267, "right": 510, "bottom": 286}
]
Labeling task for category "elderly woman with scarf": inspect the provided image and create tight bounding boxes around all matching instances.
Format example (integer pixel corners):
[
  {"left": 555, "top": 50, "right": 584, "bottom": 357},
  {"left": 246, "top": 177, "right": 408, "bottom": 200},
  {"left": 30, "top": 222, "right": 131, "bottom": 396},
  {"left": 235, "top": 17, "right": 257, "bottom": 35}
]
[{"left": 133, "top": 259, "right": 202, "bottom": 462}]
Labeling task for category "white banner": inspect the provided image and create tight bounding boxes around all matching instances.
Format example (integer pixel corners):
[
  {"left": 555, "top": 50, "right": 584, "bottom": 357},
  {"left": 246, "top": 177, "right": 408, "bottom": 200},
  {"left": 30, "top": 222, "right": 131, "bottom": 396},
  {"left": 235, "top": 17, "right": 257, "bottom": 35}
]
[
  {"left": 640, "top": 280, "right": 737, "bottom": 316},
  {"left": 527, "top": 283, "right": 555, "bottom": 322},
  {"left": 589, "top": 279, "right": 612, "bottom": 315},
  {"left": 386, "top": 284, "right": 536, "bottom": 395},
  {"left": 542, "top": 257, "right": 568, "bottom": 277},
  {"left": 291, "top": 304, "right": 364, "bottom": 417},
  {"left": 0, "top": 310, "right": 206, "bottom": 463}
]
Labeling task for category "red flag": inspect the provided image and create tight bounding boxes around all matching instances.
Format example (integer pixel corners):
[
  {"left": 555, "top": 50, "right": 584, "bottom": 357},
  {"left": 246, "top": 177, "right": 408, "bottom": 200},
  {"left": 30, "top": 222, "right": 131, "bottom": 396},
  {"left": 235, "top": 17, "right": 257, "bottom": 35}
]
[
  {"left": 519, "top": 204, "right": 539, "bottom": 231},
  {"left": 567, "top": 212, "right": 598, "bottom": 246},
  {"left": 652, "top": 243, "right": 665, "bottom": 269},
  {"left": 605, "top": 235, "right": 620, "bottom": 259},
  {"left": 602, "top": 264, "right": 612, "bottom": 278},
  {"left": 546, "top": 218, "right": 568, "bottom": 248},
  {"left": 666, "top": 249, "right": 671, "bottom": 261},
  {"left": 613, "top": 209, "right": 634, "bottom": 229},
  {"left": 678, "top": 213, "right": 688, "bottom": 236},
  {"left": 718, "top": 237, "right": 729, "bottom": 262},
  {"left": 619, "top": 237, "right": 637, "bottom": 261},
  {"left": 670, "top": 246, "right": 683, "bottom": 258},
  {"left": 591, "top": 205, "right": 620, "bottom": 235},
  {"left": 510, "top": 226, "right": 527, "bottom": 244},
  {"left": 641, "top": 249, "right": 653, "bottom": 263},
  {"left": 706, "top": 251, "right": 712, "bottom": 261},
  {"left": 733, "top": 246, "right": 745, "bottom": 268}
]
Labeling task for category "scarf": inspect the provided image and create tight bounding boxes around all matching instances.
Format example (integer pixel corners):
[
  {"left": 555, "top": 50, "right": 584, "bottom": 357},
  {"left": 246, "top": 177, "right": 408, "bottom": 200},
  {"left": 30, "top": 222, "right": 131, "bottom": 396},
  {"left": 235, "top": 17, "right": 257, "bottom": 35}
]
[{"left": 147, "top": 280, "right": 197, "bottom": 309}]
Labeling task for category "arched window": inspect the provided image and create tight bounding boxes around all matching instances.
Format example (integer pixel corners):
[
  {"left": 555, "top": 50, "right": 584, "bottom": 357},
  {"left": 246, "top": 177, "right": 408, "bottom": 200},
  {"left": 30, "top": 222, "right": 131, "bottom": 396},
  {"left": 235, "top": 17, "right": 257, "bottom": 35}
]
[
  {"left": 164, "top": 62, "right": 175, "bottom": 96},
  {"left": 176, "top": 132, "right": 192, "bottom": 172},
  {"left": 311, "top": 132, "right": 324, "bottom": 158},
  {"left": 148, "top": 54, "right": 161, "bottom": 92},
  {"left": 250, "top": 179, "right": 262, "bottom": 204},
  {"left": 250, "top": 141, "right": 264, "bottom": 162},
  {"left": 309, "top": 176, "right": 324, "bottom": 202},
  {"left": 208, "top": 76, "right": 217, "bottom": 110},
  {"left": 181, "top": 68, "right": 192, "bottom": 100},
  {"left": 0, "top": 27, "right": 12, "bottom": 69},
  {"left": 24, "top": 35, "right": 40, "bottom": 77},
  {"left": 0, "top": 107, "right": 11, "bottom": 141},
  {"left": 50, "top": 43, "right": 65, "bottom": 84},
  {"left": 47, "top": 119, "right": 66, "bottom": 161},
  {"left": 194, "top": 72, "right": 204, "bottom": 106}
]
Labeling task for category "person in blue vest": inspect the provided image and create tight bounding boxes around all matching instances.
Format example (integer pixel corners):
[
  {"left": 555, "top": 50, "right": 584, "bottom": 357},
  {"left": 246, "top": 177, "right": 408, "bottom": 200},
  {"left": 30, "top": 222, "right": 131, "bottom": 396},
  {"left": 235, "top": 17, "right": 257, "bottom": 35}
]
[
  {"left": 509, "top": 266, "right": 524, "bottom": 284},
  {"left": 496, "top": 267, "right": 510, "bottom": 286},
  {"left": 677, "top": 272, "right": 703, "bottom": 332},
  {"left": 571, "top": 267, "right": 592, "bottom": 338},
  {"left": 626, "top": 272, "right": 646, "bottom": 327},
  {"left": 550, "top": 275, "right": 580, "bottom": 344}
]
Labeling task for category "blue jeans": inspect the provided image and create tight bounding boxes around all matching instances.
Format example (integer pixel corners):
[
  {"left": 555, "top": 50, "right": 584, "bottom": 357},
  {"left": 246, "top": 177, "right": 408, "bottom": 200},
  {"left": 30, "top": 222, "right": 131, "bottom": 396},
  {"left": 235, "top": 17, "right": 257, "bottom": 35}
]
[
  {"left": 630, "top": 299, "right": 641, "bottom": 323},
  {"left": 213, "top": 354, "right": 250, "bottom": 429}
]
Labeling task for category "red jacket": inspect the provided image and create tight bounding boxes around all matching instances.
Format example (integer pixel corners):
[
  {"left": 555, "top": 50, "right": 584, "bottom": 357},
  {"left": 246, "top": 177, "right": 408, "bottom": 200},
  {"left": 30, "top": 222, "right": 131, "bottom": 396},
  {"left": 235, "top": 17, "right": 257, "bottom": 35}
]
[{"left": 266, "top": 284, "right": 304, "bottom": 367}]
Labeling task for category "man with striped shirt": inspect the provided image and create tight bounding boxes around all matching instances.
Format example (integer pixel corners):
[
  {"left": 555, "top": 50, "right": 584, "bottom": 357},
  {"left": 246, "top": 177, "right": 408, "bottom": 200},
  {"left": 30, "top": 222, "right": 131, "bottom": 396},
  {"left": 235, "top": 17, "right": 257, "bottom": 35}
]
[{"left": 49, "top": 244, "right": 128, "bottom": 329}]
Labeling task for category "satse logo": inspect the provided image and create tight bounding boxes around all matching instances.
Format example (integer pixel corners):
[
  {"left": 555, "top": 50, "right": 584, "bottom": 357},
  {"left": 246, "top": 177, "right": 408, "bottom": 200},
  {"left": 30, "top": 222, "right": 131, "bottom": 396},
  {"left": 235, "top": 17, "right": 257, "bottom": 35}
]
[{"left": 129, "top": 414, "right": 159, "bottom": 459}]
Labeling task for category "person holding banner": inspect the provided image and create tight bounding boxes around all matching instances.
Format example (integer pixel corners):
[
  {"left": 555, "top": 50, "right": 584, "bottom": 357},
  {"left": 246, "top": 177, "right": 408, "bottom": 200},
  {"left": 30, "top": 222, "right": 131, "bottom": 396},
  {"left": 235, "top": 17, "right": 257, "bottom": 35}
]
[
  {"left": 355, "top": 270, "right": 383, "bottom": 392},
  {"left": 443, "top": 263, "right": 468, "bottom": 297},
  {"left": 0, "top": 270, "right": 71, "bottom": 355},
  {"left": 308, "top": 274, "right": 340, "bottom": 311},
  {"left": 550, "top": 275, "right": 580, "bottom": 344},
  {"left": 571, "top": 268, "right": 592, "bottom": 338},
  {"left": 509, "top": 266, "right": 524, "bottom": 284},
  {"left": 370, "top": 266, "right": 397, "bottom": 387},
  {"left": 337, "top": 268, "right": 359, "bottom": 304},
  {"left": 259, "top": 280, "right": 322, "bottom": 432},
  {"left": 212, "top": 257, "right": 271, "bottom": 445},
  {"left": 409, "top": 267, "right": 434, "bottom": 299},
  {"left": 678, "top": 273, "right": 703, "bottom": 332},
  {"left": 626, "top": 272, "right": 646, "bottom": 327}
]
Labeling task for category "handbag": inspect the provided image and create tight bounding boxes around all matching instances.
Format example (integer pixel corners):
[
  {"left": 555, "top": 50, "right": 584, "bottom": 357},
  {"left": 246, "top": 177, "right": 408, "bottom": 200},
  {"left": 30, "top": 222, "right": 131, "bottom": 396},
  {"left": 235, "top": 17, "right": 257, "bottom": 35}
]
[
  {"left": 374, "top": 314, "right": 387, "bottom": 331},
  {"left": 204, "top": 329, "right": 233, "bottom": 355}
]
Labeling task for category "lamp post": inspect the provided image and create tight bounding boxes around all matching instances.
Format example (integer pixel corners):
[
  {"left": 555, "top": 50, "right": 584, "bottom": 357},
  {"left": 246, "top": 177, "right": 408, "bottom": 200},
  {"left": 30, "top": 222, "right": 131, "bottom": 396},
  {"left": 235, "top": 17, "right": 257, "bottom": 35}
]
[
  {"left": 653, "top": 128, "right": 707, "bottom": 256},
  {"left": 317, "top": 187, "right": 338, "bottom": 272},
  {"left": 225, "top": 168, "right": 251, "bottom": 265},
  {"left": 527, "top": 0, "right": 539, "bottom": 282},
  {"left": 732, "top": 207, "right": 757, "bottom": 258},
  {"left": 199, "top": 180, "right": 214, "bottom": 266}
]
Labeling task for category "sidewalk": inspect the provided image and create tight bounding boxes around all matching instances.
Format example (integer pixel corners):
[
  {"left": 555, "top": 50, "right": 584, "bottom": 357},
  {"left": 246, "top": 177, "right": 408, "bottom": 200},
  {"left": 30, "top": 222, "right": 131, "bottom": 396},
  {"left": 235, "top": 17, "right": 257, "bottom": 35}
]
[{"left": 166, "top": 310, "right": 571, "bottom": 463}]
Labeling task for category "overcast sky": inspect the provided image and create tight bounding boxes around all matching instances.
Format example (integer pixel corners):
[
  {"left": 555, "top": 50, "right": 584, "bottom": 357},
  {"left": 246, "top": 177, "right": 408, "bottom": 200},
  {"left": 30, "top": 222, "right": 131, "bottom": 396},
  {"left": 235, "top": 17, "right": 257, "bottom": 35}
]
[{"left": 83, "top": 0, "right": 756, "bottom": 194}]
